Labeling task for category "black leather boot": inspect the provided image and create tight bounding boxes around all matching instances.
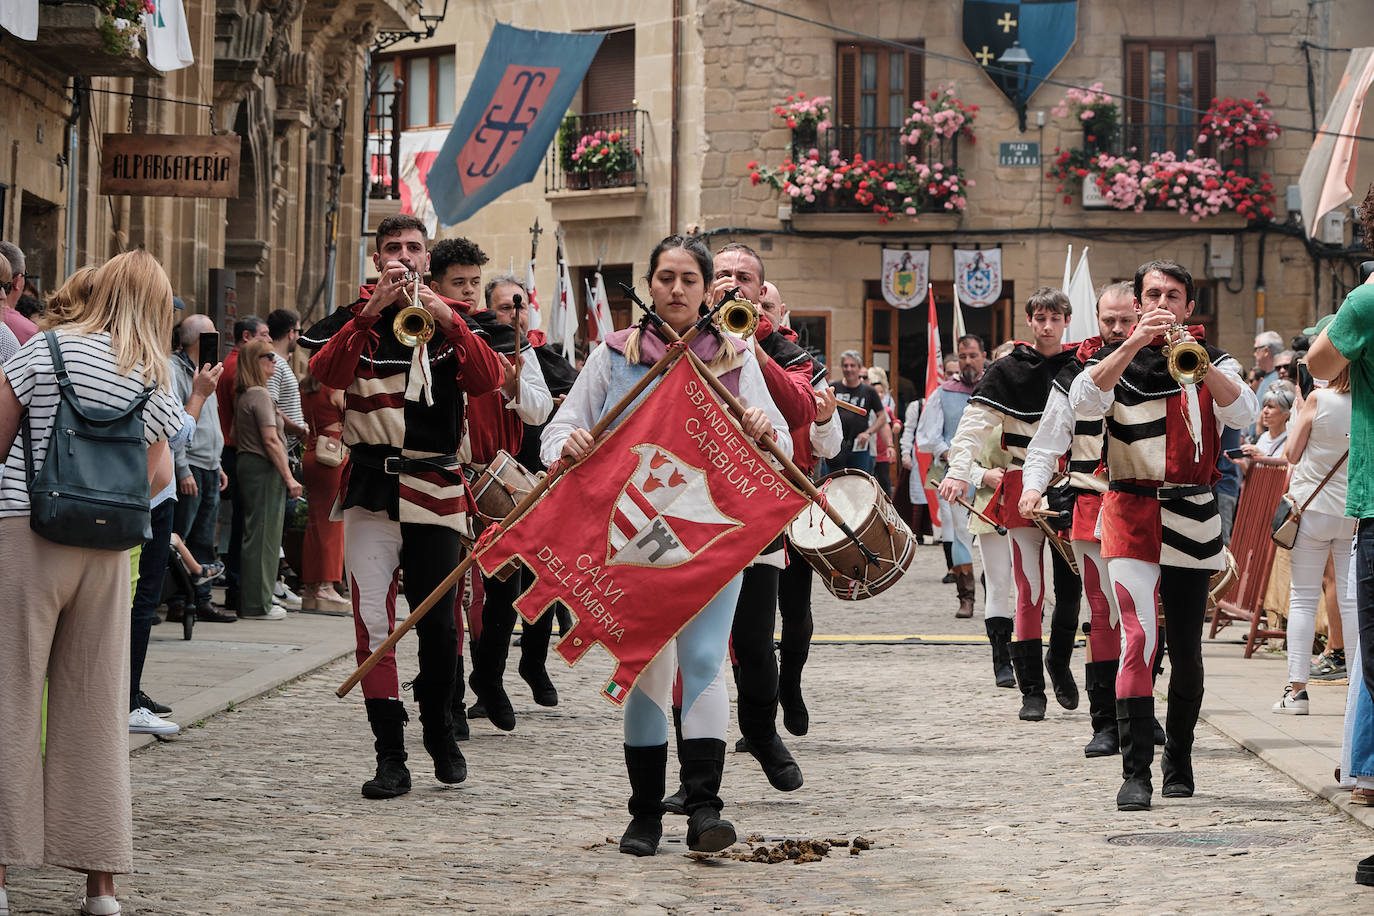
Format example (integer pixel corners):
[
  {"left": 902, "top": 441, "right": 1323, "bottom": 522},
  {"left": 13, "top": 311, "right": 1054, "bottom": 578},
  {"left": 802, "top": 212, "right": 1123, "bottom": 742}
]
[
  {"left": 451, "top": 655, "right": 469, "bottom": 742},
  {"left": 517, "top": 612, "right": 559, "bottom": 707},
  {"left": 1116, "top": 696, "right": 1155, "bottom": 811},
  {"left": 737, "top": 698, "right": 803, "bottom": 792},
  {"left": 1082, "top": 660, "right": 1120, "bottom": 758},
  {"left": 1008, "top": 639, "right": 1047, "bottom": 721},
  {"left": 620, "top": 743, "right": 667, "bottom": 856},
  {"left": 778, "top": 648, "right": 810, "bottom": 737},
  {"left": 1161, "top": 692, "right": 1203, "bottom": 798},
  {"left": 681, "top": 737, "right": 736, "bottom": 852},
  {"left": 985, "top": 618, "right": 1016, "bottom": 688},
  {"left": 663, "top": 707, "right": 688, "bottom": 815},
  {"left": 1044, "top": 554, "right": 1081, "bottom": 710},
  {"left": 361, "top": 698, "right": 412, "bottom": 799},
  {"left": 415, "top": 677, "right": 467, "bottom": 785},
  {"left": 954, "top": 563, "right": 976, "bottom": 618}
]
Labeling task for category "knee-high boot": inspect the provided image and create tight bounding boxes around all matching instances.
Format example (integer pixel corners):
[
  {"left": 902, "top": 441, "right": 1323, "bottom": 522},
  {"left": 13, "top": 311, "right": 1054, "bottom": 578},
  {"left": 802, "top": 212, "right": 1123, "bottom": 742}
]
[
  {"left": 1008, "top": 639, "right": 1047, "bottom": 721},
  {"left": 985, "top": 618, "right": 1016, "bottom": 688},
  {"left": 681, "top": 737, "right": 737, "bottom": 852},
  {"left": 737, "top": 698, "right": 803, "bottom": 792},
  {"left": 663, "top": 706, "right": 688, "bottom": 815},
  {"left": 1044, "top": 551, "right": 1081, "bottom": 709},
  {"left": 517, "top": 611, "right": 558, "bottom": 707},
  {"left": 619, "top": 743, "right": 667, "bottom": 856},
  {"left": 361, "top": 698, "right": 412, "bottom": 799},
  {"left": 1082, "top": 659, "right": 1120, "bottom": 757},
  {"left": 468, "top": 588, "right": 518, "bottom": 731},
  {"left": 954, "top": 563, "right": 976, "bottom": 618},
  {"left": 1116, "top": 695, "right": 1155, "bottom": 811},
  {"left": 413, "top": 673, "right": 467, "bottom": 785},
  {"left": 1161, "top": 692, "right": 1203, "bottom": 798}
]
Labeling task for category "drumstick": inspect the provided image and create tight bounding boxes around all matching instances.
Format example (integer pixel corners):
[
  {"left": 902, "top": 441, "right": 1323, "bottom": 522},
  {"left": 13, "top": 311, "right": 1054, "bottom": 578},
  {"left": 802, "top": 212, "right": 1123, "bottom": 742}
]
[
  {"left": 1031, "top": 508, "right": 1070, "bottom": 519},
  {"left": 954, "top": 495, "right": 1007, "bottom": 536},
  {"left": 833, "top": 399, "right": 867, "bottom": 416}
]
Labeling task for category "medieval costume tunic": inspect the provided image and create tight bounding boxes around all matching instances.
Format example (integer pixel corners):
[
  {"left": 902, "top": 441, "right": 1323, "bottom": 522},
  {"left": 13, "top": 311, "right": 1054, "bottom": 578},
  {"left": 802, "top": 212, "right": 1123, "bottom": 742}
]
[
  {"left": 1068, "top": 328, "right": 1257, "bottom": 805},
  {"left": 946, "top": 342, "right": 1082, "bottom": 719},
  {"left": 303, "top": 287, "right": 505, "bottom": 790},
  {"left": 1022, "top": 336, "right": 1123, "bottom": 755}
]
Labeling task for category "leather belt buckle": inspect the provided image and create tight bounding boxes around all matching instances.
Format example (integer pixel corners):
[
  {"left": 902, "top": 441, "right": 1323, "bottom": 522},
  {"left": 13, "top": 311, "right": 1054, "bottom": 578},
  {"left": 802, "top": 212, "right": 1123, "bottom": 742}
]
[{"left": 383, "top": 456, "right": 404, "bottom": 475}]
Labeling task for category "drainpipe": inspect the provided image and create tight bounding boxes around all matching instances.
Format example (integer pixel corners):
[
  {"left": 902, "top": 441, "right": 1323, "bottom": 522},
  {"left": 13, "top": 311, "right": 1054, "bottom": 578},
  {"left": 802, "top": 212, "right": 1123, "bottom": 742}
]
[
  {"left": 64, "top": 78, "right": 84, "bottom": 277},
  {"left": 670, "top": 0, "right": 681, "bottom": 233}
]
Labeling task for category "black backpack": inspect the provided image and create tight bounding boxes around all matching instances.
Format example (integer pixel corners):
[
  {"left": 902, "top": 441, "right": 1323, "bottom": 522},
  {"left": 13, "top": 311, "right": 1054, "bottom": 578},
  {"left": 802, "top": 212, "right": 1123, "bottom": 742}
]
[{"left": 22, "top": 331, "right": 154, "bottom": 550}]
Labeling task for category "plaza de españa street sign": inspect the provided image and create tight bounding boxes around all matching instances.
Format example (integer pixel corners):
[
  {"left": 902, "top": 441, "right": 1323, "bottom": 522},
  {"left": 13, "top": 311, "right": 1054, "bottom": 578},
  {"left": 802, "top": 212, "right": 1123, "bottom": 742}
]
[
  {"left": 100, "top": 134, "right": 240, "bottom": 199},
  {"left": 998, "top": 141, "right": 1040, "bottom": 167}
]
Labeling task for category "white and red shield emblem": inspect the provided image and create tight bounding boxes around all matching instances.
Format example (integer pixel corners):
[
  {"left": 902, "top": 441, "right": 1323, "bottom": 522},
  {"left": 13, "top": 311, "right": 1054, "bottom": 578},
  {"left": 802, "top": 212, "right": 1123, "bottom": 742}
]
[{"left": 608, "top": 445, "right": 741, "bottom": 566}]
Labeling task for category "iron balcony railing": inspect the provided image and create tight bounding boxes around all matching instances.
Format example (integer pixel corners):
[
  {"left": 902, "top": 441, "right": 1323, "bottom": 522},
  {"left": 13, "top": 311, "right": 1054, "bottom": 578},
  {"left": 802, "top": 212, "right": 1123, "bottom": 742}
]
[{"left": 545, "top": 108, "right": 648, "bottom": 193}]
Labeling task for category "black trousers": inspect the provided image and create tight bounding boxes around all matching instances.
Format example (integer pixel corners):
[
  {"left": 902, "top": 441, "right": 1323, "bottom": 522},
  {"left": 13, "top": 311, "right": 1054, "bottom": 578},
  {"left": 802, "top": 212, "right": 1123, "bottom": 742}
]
[
  {"left": 1159, "top": 566, "right": 1210, "bottom": 706},
  {"left": 776, "top": 543, "right": 815, "bottom": 661},
  {"left": 731, "top": 564, "right": 782, "bottom": 725},
  {"left": 401, "top": 523, "right": 462, "bottom": 714}
]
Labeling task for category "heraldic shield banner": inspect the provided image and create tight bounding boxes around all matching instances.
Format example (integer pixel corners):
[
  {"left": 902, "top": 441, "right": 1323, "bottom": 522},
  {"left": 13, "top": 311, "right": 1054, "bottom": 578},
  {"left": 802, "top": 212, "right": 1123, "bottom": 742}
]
[
  {"left": 954, "top": 248, "right": 1004, "bottom": 307},
  {"left": 963, "top": 0, "right": 1078, "bottom": 106},
  {"left": 881, "top": 248, "right": 929, "bottom": 308},
  {"left": 475, "top": 357, "right": 809, "bottom": 705},
  {"left": 425, "top": 23, "right": 604, "bottom": 227}
]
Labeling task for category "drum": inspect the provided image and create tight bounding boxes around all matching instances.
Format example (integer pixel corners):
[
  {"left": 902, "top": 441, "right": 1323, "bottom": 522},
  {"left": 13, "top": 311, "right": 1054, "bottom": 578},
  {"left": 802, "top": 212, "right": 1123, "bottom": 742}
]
[
  {"left": 1208, "top": 547, "right": 1239, "bottom": 606},
  {"left": 470, "top": 450, "right": 542, "bottom": 531},
  {"left": 787, "top": 470, "right": 915, "bottom": 600}
]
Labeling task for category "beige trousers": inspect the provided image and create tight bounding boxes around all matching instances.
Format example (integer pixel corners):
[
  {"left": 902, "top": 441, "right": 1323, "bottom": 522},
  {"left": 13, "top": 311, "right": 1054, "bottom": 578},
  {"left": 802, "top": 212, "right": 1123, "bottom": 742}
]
[{"left": 0, "top": 517, "right": 133, "bottom": 874}]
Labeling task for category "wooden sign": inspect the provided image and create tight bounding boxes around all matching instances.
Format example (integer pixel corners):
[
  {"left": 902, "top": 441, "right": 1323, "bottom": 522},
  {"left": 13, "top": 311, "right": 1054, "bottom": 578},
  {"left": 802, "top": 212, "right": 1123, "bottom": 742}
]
[{"left": 100, "top": 134, "right": 240, "bottom": 199}]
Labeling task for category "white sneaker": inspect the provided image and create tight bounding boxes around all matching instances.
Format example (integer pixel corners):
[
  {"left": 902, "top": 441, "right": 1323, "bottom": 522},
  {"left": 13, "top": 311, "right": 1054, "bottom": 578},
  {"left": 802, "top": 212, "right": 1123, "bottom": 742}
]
[
  {"left": 1272, "top": 686, "right": 1310, "bottom": 715},
  {"left": 273, "top": 581, "right": 302, "bottom": 610},
  {"left": 129, "top": 707, "right": 180, "bottom": 735},
  {"left": 80, "top": 894, "right": 121, "bottom": 915},
  {"left": 244, "top": 605, "right": 287, "bottom": 620}
]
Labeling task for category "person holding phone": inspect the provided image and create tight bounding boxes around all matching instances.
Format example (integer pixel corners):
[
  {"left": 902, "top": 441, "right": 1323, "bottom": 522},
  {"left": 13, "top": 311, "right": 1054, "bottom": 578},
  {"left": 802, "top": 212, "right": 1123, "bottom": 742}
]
[
  {"left": 169, "top": 314, "right": 237, "bottom": 624},
  {"left": 1227, "top": 381, "right": 1294, "bottom": 473}
]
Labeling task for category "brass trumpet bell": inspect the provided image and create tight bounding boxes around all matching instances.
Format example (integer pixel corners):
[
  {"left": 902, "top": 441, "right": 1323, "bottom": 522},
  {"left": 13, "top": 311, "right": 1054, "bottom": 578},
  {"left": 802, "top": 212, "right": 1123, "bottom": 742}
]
[
  {"left": 1163, "top": 324, "right": 1209, "bottom": 386},
  {"left": 394, "top": 305, "right": 435, "bottom": 348},
  {"left": 718, "top": 297, "right": 759, "bottom": 339}
]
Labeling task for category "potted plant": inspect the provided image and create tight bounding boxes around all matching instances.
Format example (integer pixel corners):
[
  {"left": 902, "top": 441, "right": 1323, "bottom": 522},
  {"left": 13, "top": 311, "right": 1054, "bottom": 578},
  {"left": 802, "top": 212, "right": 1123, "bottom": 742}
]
[
  {"left": 568, "top": 128, "right": 638, "bottom": 189},
  {"left": 1051, "top": 81, "right": 1120, "bottom": 153},
  {"left": 773, "top": 93, "right": 832, "bottom": 157},
  {"left": 97, "top": 0, "right": 153, "bottom": 57}
]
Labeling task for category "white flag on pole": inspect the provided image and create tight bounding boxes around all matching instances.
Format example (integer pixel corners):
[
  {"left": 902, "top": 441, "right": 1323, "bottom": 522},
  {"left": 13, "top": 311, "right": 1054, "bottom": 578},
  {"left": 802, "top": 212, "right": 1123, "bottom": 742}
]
[
  {"left": 589, "top": 270, "right": 614, "bottom": 342},
  {"left": 0, "top": 0, "right": 38, "bottom": 40},
  {"left": 1063, "top": 247, "right": 1097, "bottom": 343},
  {"left": 143, "top": 0, "right": 194, "bottom": 71},
  {"left": 525, "top": 258, "right": 542, "bottom": 332},
  {"left": 557, "top": 256, "right": 578, "bottom": 361}
]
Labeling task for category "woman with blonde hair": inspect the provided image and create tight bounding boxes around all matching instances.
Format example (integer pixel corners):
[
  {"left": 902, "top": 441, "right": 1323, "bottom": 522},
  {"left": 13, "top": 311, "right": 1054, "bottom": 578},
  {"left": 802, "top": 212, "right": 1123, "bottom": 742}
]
[
  {"left": 234, "top": 338, "right": 303, "bottom": 620},
  {"left": 0, "top": 249, "right": 187, "bottom": 916}
]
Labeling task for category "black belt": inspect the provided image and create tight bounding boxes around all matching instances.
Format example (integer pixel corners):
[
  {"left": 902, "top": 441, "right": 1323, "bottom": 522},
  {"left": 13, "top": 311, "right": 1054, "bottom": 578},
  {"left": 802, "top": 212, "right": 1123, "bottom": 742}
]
[
  {"left": 350, "top": 449, "right": 462, "bottom": 476},
  {"left": 1109, "top": 482, "right": 1211, "bottom": 501}
]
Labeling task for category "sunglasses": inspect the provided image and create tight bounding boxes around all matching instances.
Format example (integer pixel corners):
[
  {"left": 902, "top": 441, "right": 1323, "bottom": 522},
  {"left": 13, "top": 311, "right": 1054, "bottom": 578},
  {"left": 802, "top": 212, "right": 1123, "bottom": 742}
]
[{"left": 0, "top": 281, "right": 10, "bottom": 295}]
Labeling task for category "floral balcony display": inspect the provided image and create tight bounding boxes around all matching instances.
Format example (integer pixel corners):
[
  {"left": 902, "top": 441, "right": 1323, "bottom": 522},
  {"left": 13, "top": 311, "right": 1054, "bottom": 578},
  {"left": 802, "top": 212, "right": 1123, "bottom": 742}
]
[
  {"left": 98, "top": 0, "right": 153, "bottom": 57},
  {"left": 552, "top": 112, "right": 644, "bottom": 191},
  {"left": 1046, "top": 84, "right": 1278, "bottom": 222},
  {"left": 751, "top": 86, "right": 976, "bottom": 224}
]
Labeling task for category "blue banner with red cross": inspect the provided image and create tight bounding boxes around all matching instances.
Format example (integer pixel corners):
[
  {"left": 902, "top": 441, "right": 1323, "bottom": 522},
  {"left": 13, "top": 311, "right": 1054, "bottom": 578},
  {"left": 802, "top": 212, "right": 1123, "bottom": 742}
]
[
  {"left": 426, "top": 23, "right": 604, "bottom": 226},
  {"left": 962, "top": 0, "right": 1077, "bottom": 106}
]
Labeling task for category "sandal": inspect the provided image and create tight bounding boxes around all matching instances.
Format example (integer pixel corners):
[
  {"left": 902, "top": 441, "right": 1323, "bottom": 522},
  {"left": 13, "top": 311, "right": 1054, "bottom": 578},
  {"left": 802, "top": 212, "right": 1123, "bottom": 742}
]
[{"left": 193, "top": 560, "right": 225, "bottom": 587}]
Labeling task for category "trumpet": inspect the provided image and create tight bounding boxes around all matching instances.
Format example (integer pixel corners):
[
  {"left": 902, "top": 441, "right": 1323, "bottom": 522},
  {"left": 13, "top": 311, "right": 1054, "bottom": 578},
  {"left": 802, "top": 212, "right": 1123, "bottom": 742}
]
[
  {"left": 1162, "top": 324, "right": 1209, "bottom": 386},
  {"left": 392, "top": 270, "right": 434, "bottom": 348},
  {"left": 718, "top": 296, "right": 759, "bottom": 339}
]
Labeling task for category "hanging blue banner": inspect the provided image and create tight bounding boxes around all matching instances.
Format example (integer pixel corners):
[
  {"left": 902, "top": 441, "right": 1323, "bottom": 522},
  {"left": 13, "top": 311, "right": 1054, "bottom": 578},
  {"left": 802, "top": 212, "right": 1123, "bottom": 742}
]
[
  {"left": 426, "top": 23, "right": 604, "bottom": 226},
  {"left": 962, "top": 0, "right": 1077, "bottom": 106}
]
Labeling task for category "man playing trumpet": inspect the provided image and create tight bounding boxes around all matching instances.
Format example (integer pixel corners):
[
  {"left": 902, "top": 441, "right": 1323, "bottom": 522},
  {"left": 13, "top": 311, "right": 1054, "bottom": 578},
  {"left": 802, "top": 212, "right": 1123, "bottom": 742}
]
[{"left": 1067, "top": 260, "right": 1257, "bottom": 811}]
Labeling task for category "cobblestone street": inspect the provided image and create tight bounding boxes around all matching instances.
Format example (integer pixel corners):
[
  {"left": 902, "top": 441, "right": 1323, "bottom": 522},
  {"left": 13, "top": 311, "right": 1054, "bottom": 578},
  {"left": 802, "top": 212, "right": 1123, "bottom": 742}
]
[{"left": 8, "top": 541, "right": 1374, "bottom": 914}]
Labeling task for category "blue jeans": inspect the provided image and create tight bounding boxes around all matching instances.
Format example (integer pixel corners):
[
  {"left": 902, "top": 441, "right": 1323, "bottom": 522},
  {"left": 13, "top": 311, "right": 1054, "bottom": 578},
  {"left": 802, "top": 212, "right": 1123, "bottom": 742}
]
[
  {"left": 131, "top": 499, "right": 176, "bottom": 708},
  {"left": 1357, "top": 519, "right": 1374, "bottom": 727},
  {"left": 173, "top": 464, "right": 221, "bottom": 607}
]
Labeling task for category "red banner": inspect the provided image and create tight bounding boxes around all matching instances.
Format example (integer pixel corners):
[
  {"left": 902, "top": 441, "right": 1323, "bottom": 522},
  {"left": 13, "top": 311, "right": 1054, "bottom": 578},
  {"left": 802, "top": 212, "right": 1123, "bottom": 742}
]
[{"left": 475, "top": 357, "right": 808, "bottom": 704}]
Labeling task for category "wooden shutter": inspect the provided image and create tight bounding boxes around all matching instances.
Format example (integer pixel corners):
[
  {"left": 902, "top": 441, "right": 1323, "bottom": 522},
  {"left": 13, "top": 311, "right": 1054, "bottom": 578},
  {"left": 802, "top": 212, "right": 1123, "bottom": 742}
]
[
  {"left": 1124, "top": 41, "right": 1148, "bottom": 148},
  {"left": 837, "top": 44, "right": 859, "bottom": 127},
  {"left": 907, "top": 45, "right": 924, "bottom": 110},
  {"left": 1194, "top": 41, "right": 1216, "bottom": 113},
  {"left": 583, "top": 28, "right": 635, "bottom": 113}
]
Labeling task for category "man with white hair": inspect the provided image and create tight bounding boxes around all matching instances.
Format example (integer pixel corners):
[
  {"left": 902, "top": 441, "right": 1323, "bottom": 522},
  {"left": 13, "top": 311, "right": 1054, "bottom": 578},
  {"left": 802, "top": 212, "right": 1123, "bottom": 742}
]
[{"left": 0, "top": 241, "right": 36, "bottom": 344}]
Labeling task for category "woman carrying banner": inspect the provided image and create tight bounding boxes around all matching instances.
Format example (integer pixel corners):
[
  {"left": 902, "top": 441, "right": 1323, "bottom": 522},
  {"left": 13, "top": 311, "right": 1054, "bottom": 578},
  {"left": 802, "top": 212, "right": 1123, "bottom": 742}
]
[{"left": 541, "top": 234, "right": 790, "bottom": 857}]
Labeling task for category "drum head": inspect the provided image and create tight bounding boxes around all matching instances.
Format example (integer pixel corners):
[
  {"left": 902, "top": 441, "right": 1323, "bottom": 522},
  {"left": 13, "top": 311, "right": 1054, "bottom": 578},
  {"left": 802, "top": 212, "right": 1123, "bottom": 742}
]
[{"left": 787, "top": 471, "right": 879, "bottom": 550}]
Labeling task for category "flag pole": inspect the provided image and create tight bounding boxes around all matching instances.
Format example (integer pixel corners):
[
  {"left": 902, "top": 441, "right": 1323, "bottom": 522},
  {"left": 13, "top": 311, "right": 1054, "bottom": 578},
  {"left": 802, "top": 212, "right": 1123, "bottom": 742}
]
[
  {"left": 336, "top": 304, "right": 725, "bottom": 698},
  {"left": 618, "top": 285, "right": 882, "bottom": 569}
]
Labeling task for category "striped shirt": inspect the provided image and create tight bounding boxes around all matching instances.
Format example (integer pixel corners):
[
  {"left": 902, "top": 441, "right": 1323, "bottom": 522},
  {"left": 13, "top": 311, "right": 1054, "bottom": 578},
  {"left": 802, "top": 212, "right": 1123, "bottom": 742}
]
[
  {"left": 0, "top": 330, "right": 184, "bottom": 517},
  {"left": 267, "top": 351, "right": 305, "bottom": 447}
]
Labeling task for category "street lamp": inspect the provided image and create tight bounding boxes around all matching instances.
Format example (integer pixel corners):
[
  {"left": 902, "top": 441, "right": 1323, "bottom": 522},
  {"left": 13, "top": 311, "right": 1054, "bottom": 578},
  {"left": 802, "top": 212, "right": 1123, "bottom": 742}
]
[{"left": 998, "top": 41, "right": 1034, "bottom": 132}]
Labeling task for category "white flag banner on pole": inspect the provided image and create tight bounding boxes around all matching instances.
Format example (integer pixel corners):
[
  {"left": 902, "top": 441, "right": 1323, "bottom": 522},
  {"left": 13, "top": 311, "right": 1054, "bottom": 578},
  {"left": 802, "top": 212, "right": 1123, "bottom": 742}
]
[
  {"left": 589, "top": 270, "right": 614, "bottom": 342},
  {"left": 525, "top": 257, "right": 542, "bottom": 332},
  {"left": 143, "top": 0, "right": 194, "bottom": 71},
  {"left": 881, "top": 248, "right": 928, "bottom": 308},
  {"left": 557, "top": 256, "right": 578, "bottom": 361},
  {"left": 0, "top": 0, "right": 38, "bottom": 40},
  {"left": 953, "top": 249, "right": 1003, "bottom": 308},
  {"left": 1064, "top": 247, "right": 1097, "bottom": 343}
]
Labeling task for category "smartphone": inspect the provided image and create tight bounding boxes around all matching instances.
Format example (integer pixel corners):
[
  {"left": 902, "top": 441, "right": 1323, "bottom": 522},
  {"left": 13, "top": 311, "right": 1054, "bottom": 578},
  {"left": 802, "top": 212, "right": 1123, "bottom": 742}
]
[
  {"left": 197, "top": 331, "right": 220, "bottom": 368},
  {"left": 1224, "top": 447, "right": 1246, "bottom": 459},
  {"left": 1297, "top": 361, "right": 1316, "bottom": 399}
]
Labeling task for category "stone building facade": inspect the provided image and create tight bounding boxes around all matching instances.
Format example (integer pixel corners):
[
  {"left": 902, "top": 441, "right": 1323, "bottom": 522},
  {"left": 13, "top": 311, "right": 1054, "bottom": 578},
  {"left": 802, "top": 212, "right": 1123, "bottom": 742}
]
[
  {"left": 0, "top": 0, "right": 419, "bottom": 328},
  {"left": 383, "top": 0, "right": 1373, "bottom": 398}
]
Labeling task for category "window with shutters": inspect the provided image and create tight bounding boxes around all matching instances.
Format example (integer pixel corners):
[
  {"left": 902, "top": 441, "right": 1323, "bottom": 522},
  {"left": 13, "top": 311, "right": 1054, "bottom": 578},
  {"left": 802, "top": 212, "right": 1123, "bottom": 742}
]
[
  {"left": 581, "top": 28, "right": 635, "bottom": 115},
  {"left": 834, "top": 41, "right": 924, "bottom": 162},
  {"left": 372, "top": 49, "right": 456, "bottom": 130},
  {"left": 1123, "top": 40, "right": 1215, "bottom": 157}
]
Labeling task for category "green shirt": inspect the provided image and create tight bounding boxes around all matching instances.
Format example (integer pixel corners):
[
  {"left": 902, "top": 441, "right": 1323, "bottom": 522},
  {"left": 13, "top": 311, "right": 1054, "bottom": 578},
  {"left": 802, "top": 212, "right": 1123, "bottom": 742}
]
[{"left": 1327, "top": 283, "right": 1374, "bottom": 518}]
